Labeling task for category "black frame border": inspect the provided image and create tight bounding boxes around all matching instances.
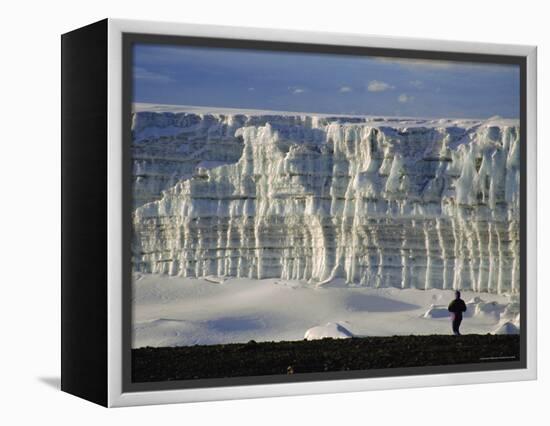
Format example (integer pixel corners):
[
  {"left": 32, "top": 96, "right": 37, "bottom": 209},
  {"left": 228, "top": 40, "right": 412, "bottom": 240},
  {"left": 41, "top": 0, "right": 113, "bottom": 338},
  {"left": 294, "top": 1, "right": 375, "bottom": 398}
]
[
  {"left": 61, "top": 19, "right": 109, "bottom": 406},
  {"left": 121, "top": 33, "right": 528, "bottom": 393}
]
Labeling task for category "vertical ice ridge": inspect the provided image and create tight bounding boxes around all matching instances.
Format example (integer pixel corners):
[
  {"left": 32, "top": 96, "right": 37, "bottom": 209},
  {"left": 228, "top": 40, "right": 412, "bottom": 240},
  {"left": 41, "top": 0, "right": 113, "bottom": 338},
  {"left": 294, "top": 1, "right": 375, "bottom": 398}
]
[{"left": 132, "top": 113, "right": 520, "bottom": 294}]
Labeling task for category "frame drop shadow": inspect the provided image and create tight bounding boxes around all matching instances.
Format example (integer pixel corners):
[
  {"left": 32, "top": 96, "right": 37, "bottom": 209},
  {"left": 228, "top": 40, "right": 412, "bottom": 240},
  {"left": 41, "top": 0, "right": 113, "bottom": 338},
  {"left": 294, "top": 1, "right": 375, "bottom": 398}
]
[{"left": 38, "top": 376, "right": 61, "bottom": 390}]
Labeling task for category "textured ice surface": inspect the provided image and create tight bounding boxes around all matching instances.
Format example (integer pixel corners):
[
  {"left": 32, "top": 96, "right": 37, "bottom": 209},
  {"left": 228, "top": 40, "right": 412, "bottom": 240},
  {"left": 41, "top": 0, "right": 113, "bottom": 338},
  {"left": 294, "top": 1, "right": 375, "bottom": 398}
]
[{"left": 132, "top": 105, "right": 520, "bottom": 294}]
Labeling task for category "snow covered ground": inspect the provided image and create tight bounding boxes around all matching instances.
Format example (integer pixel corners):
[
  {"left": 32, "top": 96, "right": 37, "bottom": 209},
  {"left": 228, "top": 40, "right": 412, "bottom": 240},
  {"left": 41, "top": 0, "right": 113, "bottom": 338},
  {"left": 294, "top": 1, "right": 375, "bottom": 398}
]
[{"left": 132, "top": 274, "right": 519, "bottom": 348}]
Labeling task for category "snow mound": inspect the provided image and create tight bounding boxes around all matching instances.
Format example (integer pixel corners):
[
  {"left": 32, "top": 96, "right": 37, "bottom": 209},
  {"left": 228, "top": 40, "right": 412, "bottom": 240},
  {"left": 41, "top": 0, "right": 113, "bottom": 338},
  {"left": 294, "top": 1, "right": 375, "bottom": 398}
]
[
  {"left": 204, "top": 275, "right": 228, "bottom": 284},
  {"left": 500, "top": 303, "right": 520, "bottom": 321},
  {"left": 423, "top": 304, "right": 449, "bottom": 318},
  {"left": 493, "top": 321, "right": 519, "bottom": 335},
  {"left": 304, "top": 322, "right": 354, "bottom": 340},
  {"left": 474, "top": 301, "right": 504, "bottom": 318}
]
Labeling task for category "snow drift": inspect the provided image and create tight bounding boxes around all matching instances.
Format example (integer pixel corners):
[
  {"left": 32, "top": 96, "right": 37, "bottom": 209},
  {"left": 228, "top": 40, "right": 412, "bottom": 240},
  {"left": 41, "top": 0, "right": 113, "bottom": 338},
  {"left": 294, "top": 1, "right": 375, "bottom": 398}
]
[{"left": 132, "top": 275, "right": 516, "bottom": 347}]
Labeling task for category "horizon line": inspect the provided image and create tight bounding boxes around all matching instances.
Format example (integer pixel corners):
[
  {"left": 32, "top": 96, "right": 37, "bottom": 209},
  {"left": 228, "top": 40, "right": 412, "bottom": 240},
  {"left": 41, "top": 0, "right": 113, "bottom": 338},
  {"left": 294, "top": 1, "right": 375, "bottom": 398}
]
[{"left": 133, "top": 102, "right": 520, "bottom": 123}]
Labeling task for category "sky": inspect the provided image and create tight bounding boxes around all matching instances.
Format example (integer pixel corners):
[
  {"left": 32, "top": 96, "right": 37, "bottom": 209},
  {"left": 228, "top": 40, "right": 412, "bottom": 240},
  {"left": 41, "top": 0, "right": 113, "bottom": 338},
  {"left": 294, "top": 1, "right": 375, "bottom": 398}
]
[{"left": 133, "top": 44, "right": 520, "bottom": 119}]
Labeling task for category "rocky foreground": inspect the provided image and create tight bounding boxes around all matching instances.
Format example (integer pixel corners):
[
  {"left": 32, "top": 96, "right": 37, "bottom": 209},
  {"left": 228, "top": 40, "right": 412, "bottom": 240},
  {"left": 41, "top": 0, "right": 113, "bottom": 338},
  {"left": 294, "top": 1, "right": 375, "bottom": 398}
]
[{"left": 132, "top": 334, "right": 520, "bottom": 382}]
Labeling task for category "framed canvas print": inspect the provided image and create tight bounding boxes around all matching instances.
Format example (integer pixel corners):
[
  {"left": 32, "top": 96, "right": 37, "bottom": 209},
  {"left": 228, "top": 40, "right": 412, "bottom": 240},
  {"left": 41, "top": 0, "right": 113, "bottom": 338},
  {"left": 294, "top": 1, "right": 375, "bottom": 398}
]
[{"left": 61, "top": 18, "right": 537, "bottom": 407}]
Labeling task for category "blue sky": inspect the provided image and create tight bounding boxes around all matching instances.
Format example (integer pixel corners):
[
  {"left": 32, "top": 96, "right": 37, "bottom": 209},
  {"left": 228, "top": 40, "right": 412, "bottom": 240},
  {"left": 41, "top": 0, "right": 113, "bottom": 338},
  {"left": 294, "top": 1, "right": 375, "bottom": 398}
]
[{"left": 133, "top": 44, "right": 520, "bottom": 118}]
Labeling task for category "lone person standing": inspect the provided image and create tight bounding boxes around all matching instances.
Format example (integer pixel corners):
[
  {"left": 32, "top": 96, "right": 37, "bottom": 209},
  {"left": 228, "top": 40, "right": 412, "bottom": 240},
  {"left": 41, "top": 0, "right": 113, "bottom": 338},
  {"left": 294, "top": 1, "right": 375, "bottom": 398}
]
[{"left": 448, "top": 290, "right": 467, "bottom": 335}]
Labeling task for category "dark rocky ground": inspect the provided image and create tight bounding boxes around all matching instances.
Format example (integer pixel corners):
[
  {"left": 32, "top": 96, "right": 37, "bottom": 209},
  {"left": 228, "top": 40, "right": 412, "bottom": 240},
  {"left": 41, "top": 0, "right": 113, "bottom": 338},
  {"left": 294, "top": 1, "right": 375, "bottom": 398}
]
[{"left": 132, "top": 334, "right": 520, "bottom": 383}]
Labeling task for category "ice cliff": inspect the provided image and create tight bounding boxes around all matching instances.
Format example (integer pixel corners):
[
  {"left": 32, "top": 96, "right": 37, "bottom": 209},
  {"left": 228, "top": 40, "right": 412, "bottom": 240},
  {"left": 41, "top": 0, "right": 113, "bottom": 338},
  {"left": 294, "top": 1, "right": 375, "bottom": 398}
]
[{"left": 132, "top": 107, "right": 520, "bottom": 294}]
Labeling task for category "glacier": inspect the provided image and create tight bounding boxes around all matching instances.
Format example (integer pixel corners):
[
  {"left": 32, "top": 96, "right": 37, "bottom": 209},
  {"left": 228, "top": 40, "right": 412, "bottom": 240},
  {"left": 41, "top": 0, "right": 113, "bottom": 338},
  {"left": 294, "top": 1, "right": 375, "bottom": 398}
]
[{"left": 131, "top": 105, "right": 520, "bottom": 295}]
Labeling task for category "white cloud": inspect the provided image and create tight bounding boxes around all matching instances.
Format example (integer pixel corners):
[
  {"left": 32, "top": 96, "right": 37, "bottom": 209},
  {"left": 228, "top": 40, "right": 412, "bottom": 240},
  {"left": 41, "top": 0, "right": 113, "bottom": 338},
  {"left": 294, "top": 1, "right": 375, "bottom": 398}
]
[
  {"left": 398, "top": 93, "right": 414, "bottom": 103},
  {"left": 367, "top": 80, "right": 394, "bottom": 92},
  {"left": 410, "top": 80, "right": 424, "bottom": 89},
  {"left": 290, "top": 87, "right": 305, "bottom": 94},
  {"left": 339, "top": 86, "right": 352, "bottom": 93},
  {"left": 248, "top": 87, "right": 255, "bottom": 91},
  {"left": 134, "top": 67, "right": 174, "bottom": 82}
]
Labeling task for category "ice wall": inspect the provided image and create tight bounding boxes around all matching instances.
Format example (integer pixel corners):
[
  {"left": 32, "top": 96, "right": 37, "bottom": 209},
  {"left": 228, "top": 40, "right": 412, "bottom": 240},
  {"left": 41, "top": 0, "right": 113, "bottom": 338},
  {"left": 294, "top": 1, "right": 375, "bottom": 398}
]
[
  {"left": 132, "top": 111, "right": 323, "bottom": 207},
  {"left": 132, "top": 111, "right": 520, "bottom": 294}
]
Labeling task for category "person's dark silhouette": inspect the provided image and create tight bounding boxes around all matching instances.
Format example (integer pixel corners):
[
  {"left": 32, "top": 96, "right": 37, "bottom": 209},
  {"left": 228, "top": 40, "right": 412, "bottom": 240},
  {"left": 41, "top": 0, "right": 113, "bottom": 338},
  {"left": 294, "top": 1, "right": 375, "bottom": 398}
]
[{"left": 448, "top": 290, "right": 467, "bottom": 335}]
